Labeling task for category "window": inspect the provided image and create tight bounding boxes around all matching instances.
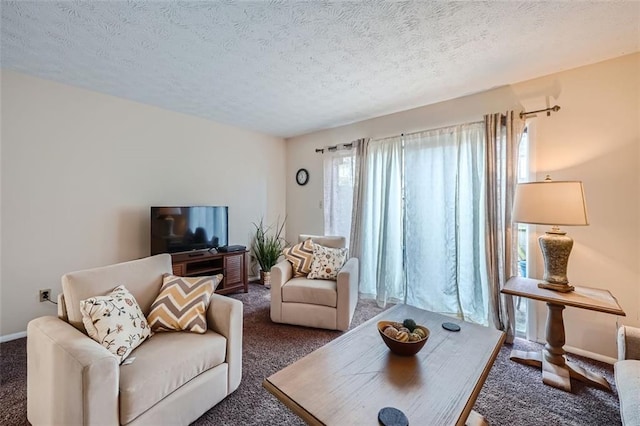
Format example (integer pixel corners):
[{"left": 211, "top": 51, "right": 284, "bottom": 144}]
[
  {"left": 358, "top": 123, "right": 490, "bottom": 324},
  {"left": 515, "top": 129, "right": 529, "bottom": 336},
  {"left": 323, "top": 150, "right": 355, "bottom": 247}
]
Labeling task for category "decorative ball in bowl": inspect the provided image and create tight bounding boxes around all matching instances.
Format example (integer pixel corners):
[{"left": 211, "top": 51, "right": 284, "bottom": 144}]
[{"left": 377, "top": 319, "right": 430, "bottom": 356}]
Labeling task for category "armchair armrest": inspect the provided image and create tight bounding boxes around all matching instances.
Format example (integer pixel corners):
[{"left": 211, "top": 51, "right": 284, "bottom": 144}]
[
  {"left": 27, "top": 316, "right": 119, "bottom": 426},
  {"left": 207, "top": 294, "right": 243, "bottom": 394},
  {"left": 618, "top": 325, "right": 640, "bottom": 360},
  {"left": 336, "top": 257, "right": 359, "bottom": 331},
  {"left": 270, "top": 260, "right": 293, "bottom": 323}
]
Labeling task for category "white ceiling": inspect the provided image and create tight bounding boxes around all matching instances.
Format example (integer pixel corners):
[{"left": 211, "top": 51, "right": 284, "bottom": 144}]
[{"left": 1, "top": 1, "right": 639, "bottom": 138}]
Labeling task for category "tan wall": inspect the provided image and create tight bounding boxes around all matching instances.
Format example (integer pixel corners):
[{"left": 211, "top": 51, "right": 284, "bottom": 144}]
[
  {"left": 285, "top": 53, "right": 640, "bottom": 359},
  {"left": 513, "top": 53, "right": 640, "bottom": 358},
  {"left": 0, "top": 71, "right": 286, "bottom": 337}
]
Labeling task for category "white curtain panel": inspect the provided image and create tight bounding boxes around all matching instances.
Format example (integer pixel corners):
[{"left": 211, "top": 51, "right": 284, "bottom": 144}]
[
  {"left": 323, "top": 149, "right": 356, "bottom": 247},
  {"left": 358, "top": 123, "right": 490, "bottom": 324},
  {"left": 403, "top": 123, "right": 489, "bottom": 324},
  {"left": 358, "top": 136, "right": 405, "bottom": 305}
]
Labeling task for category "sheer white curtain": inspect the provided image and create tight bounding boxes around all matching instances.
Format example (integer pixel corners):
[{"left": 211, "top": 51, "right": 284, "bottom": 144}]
[
  {"left": 403, "top": 123, "right": 488, "bottom": 324},
  {"left": 358, "top": 136, "right": 405, "bottom": 305},
  {"left": 358, "top": 123, "right": 490, "bottom": 324},
  {"left": 323, "top": 150, "right": 356, "bottom": 247}
]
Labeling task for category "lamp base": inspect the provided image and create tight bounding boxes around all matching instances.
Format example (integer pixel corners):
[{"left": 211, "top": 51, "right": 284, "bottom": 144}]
[
  {"left": 537, "top": 282, "right": 575, "bottom": 293},
  {"left": 538, "top": 229, "right": 574, "bottom": 291}
]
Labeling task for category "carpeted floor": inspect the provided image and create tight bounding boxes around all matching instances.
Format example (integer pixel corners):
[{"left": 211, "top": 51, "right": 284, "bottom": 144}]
[{"left": 0, "top": 283, "right": 621, "bottom": 425}]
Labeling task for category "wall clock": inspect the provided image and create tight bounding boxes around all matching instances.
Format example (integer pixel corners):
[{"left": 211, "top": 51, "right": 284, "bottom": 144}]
[{"left": 296, "top": 168, "right": 309, "bottom": 186}]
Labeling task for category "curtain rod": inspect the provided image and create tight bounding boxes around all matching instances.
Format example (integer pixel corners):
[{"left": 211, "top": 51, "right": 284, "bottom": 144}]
[
  {"left": 520, "top": 105, "right": 560, "bottom": 119},
  {"left": 313, "top": 112, "right": 533, "bottom": 153},
  {"left": 314, "top": 119, "right": 484, "bottom": 153},
  {"left": 315, "top": 142, "right": 353, "bottom": 154}
]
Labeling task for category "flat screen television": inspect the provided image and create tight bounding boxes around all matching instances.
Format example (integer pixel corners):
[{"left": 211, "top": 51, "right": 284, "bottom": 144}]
[{"left": 150, "top": 206, "right": 228, "bottom": 255}]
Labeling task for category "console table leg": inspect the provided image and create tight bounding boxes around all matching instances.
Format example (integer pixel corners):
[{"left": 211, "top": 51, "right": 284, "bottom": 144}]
[
  {"left": 542, "top": 356, "right": 571, "bottom": 391},
  {"left": 510, "top": 349, "right": 542, "bottom": 367},
  {"left": 566, "top": 361, "right": 611, "bottom": 391},
  {"left": 543, "top": 303, "right": 566, "bottom": 366}
]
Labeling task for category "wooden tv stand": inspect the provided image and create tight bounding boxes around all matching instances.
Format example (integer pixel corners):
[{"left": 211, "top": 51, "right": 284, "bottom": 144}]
[{"left": 170, "top": 250, "right": 248, "bottom": 295}]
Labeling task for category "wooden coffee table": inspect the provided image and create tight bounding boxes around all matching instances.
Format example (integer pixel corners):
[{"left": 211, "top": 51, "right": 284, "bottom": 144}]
[{"left": 263, "top": 304, "right": 505, "bottom": 425}]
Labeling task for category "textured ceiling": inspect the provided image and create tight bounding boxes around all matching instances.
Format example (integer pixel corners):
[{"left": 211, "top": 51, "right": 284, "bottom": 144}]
[{"left": 1, "top": 1, "right": 639, "bottom": 138}]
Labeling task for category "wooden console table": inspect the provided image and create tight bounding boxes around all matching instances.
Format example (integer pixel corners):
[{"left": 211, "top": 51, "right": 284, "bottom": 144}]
[
  {"left": 501, "top": 276, "right": 625, "bottom": 392},
  {"left": 170, "top": 250, "right": 248, "bottom": 295}
]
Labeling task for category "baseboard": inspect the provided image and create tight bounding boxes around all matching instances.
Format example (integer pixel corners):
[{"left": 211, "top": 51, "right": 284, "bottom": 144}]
[
  {"left": 534, "top": 338, "right": 617, "bottom": 365},
  {"left": 0, "top": 331, "right": 27, "bottom": 343}
]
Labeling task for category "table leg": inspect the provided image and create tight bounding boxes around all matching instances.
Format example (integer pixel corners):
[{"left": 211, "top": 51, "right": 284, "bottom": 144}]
[
  {"left": 465, "top": 410, "right": 488, "bottom": 426},
  {"left": 566, "top": 361, "right": 612, "bottom": 391},
  {"left": 539, "top": 303, "right": 572, "bottom": 391},
  {"left": 509, "top": 301, "right": 611, "bottom": 392}
]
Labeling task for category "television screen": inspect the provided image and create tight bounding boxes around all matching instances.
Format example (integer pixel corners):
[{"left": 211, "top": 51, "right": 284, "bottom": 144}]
[{"left": 150, "top": 206, "right": 228, "bottom": 255}]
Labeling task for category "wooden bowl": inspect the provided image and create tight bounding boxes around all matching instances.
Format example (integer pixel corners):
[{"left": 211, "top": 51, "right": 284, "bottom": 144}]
[{"left": 377, "top": 321, "right": 430, "bottom": 356}]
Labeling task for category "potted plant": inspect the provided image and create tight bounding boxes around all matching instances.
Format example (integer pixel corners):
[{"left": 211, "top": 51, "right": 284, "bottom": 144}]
[{"left": 252, "top": 218, "right": 286, "bottom": 288}]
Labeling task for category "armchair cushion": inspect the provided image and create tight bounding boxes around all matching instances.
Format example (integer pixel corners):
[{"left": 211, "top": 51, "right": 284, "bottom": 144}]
[
  {"left": 299, "top": 234, "right": 346, "bottom": 248},
  {"left": 119, "top": 330, "right": 227, "bottom": 424},
  {"left": 79, "top": 285, "right": 152, "bottom": 363},
  {"left": 282, "top": 277, "right": 337, "bottom": 308},
  {"left": 62, "top": 254, "right": 172, "bottom": 332},
  {"left": 284, "top": 237, "right": 315, "bottom": 277},
  {"left": 618, "top": 324, "right": 640, "bottom": 360},
  {"left": 308, "top": 244, "right": 348, "bottom": 280},
  {"left": 148, "top": 273, "right": 222, "bottom": 334}
]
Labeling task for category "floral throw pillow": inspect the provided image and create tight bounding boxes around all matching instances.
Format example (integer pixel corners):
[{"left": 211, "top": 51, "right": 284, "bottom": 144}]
[
  {"left": 284, "top": 238, "right": 315, "bottom": 277},
  {"left": 307, "top": 244, "right": 348, "bottom": 280},
  {"left": 79, "top": 285, "right": 152, "bottom": 364}
]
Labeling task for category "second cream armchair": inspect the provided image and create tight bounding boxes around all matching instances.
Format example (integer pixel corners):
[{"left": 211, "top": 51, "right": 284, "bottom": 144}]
[{"left": 270, "top": 235, "right": 359, "bottom": 331}]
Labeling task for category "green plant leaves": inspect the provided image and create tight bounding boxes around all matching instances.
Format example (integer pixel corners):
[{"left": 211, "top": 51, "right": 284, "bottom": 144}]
[{"left": 252, "top": 218, "right": 287, "bottom": 271}]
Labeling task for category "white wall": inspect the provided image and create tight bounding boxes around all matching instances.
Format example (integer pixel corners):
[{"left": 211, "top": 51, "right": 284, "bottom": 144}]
[
  {"left": 286, "top": 53, "right": 640, "bottom": 359},
  {"left": 0, "top": 71, "right": 286, "bottom": 337}
]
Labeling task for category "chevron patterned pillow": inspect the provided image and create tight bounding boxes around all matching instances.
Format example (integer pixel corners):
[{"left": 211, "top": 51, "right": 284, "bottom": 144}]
[
  {"left": 147, "top": 273, "right": 222, "bottom": 334},
  {"left": 284, "top": 238, "right": 315, "bottom": 277}
]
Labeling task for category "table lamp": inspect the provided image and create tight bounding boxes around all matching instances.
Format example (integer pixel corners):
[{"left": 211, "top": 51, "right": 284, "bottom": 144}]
[{"left": 512, "top": 176, "right": 589, "bottom": 292}]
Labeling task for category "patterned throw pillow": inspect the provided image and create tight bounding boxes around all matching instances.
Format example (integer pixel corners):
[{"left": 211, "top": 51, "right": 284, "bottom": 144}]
[
  {"left": 147, "top": 274, "right": 222, "bottom": 334},
  {"left": 284, "top": 238, "right": 315, "bottom": 277},
  {"left": 307, "top": 244, "right": 348, "bottom": 280},
  {"left": 80, "top": 285, "right": 152, "bottom": 364}
]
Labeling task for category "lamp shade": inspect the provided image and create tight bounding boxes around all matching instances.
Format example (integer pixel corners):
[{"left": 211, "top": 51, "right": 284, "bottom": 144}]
[
  {"left": 157, "top": 207, "right": 182, "bottom": 217},
  {"left": 512, "top": 180, "right": 589, "bottom": 226}
]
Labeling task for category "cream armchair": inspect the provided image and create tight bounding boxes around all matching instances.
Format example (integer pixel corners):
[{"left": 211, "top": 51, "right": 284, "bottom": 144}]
[
  {"left": 27, "top": 254, "right": 243, "bottom": 426},
  {"left": 616, "top": 325, "right": 640, "bottom": 425},
  {"left": 270, "top": 235, "right": 359, "bottom": 331}
]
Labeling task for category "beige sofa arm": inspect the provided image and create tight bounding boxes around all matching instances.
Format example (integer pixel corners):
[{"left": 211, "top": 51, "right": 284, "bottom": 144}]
[
  {"left": 270, "top": 260, "right": 293, "bottom": 323},
  {"left": 207, "top": 294, "right": 243, "bottom": 394},
  {"left": 618, "top": 325, "right": 640, "bottom": 360},
  {"left": 336, "top": 257, "right": 359, "bottom": 331},
  {"left": 27, "top": 316, "right": 119, "bottom": 426}
]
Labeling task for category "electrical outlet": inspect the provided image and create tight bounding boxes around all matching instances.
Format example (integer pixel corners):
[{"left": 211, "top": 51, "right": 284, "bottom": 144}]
[{"left": 39, "top": 289, "right": 51, "bottom": 302}]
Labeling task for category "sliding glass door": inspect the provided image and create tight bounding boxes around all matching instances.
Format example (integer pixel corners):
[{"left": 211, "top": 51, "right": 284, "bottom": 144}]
[
  {"left": 358, "top": 122, "right": 490, "bottom": 325},
  {"left": 403, "top": 123, "right": 488, "bottom": 325}
]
